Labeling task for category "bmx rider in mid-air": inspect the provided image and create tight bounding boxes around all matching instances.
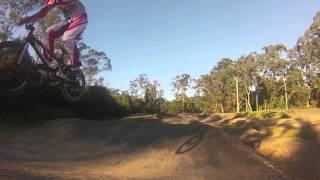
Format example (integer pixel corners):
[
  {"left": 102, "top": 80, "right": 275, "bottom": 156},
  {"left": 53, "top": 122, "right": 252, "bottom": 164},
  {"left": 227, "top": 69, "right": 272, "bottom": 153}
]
[{"left": 19, "top": 0, "right": 88, "bottom": 72}]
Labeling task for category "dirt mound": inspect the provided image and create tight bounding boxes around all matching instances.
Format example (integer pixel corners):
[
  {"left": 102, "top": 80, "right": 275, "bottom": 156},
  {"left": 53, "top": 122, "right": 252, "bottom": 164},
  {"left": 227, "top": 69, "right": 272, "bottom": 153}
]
[
  {"left": 258, "top": 138, "right": 320, "bottom": 180},
  {"left": 0, "top": 119, "right": 287, "bottom": 179}
]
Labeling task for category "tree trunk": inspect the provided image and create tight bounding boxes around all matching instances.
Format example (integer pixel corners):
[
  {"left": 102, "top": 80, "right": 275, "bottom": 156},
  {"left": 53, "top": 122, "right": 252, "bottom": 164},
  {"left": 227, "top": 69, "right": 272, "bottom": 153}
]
[
  {"left": 307, "top": 90, "right": 311, "bottom": 108},
  {"left": 243, "top": 98, "right": 249, "bottom": 112},
  {"left": 182, "top": 95, "right": 185, "bottom": 113},
  {"left": 246, "top": 88, "right": 252, "bottom": 112},
  {"left": 236, "top": 77, "right": 240, "bottom": 113},
  {"left": 256, "top": 89, "right": 259, "bottom": 111},
  {"left": 283, "top": 78, "right": 288, "bottom": 110},
  {"left": 299, "top": 69, "right": 310, "bottom": 108}
]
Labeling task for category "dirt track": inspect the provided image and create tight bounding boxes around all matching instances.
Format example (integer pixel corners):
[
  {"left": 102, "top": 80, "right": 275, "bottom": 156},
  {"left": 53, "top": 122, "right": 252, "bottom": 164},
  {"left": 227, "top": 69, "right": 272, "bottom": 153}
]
[{"left": 0, "top": 115, "right": 290, "bottom": 180}]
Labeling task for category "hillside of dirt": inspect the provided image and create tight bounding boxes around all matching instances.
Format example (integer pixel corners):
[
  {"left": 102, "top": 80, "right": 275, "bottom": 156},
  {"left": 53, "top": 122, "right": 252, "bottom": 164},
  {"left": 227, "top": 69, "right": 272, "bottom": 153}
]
[
  {"left": 0, "top": 115, "right": 287, "bottom": 180},
  {"left": 204, "top": 110, "right": 320, "bottom": 180}
]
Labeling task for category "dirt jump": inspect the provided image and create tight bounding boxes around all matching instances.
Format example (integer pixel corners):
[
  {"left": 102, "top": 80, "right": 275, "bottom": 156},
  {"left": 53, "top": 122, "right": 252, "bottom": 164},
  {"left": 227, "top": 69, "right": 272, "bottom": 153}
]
[{"left": 0, "top": 115, "right": 289, "bottom": 180}]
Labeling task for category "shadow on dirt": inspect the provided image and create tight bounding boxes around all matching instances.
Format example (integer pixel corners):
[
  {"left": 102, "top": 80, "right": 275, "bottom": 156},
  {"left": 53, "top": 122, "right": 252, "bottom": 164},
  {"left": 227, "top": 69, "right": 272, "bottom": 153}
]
[
  {"left": 0, "top": 117, "right": 210, "bottom": 162},
  {"left": 176, "top": 131, "right": 206, "bottom": 154}
]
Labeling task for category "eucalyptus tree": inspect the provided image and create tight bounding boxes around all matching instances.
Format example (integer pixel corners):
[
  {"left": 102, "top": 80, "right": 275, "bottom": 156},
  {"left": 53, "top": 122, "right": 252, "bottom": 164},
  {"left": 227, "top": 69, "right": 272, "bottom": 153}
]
[
  {"left": 129, "top": 74, "right": 164, "bottom": 113},
  {"left": 212, "top": 58, "right": 237, "bottom": 113},
  {"left": 172, "top": 74, "right": 192, "bottom": 113},
  {"left": 129, "top": 74, "right": 149, "bottom": 99},
  {"left": 290, "top": 11, "right": 320, "bottom": 107},
  {"left": 194, "top": 74, "right": 216, "bottom": 113},
  {"left": 78, "top": 43, "right": 112, "bottom": 85},
  {"left": 262, "top": 44, "right": 290, "bottom": 110},
  {"left": 194, "top": 58, "right": 237, "bottom": 113},
  {"left": 144, "top": 80, "right": 164, "bottom": 113},
  {"left": 0, "top": 0, "right": 41, "bottom": 41},
  {"left": 236, "top": 54, "right": 258, "bottom": 112}
]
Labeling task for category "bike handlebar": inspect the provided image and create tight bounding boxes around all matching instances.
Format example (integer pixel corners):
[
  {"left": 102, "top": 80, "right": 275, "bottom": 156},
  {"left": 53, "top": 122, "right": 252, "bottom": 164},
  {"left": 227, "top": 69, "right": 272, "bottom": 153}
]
[{"left": 25, "top": 22, "right": 35, "bottom": 31}]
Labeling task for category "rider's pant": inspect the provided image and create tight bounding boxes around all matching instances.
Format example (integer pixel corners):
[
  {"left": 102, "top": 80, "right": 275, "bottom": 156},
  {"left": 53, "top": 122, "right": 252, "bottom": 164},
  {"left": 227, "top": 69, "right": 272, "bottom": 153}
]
[{"left": 44, "top": 14, "right": 88, "bottom": 67}]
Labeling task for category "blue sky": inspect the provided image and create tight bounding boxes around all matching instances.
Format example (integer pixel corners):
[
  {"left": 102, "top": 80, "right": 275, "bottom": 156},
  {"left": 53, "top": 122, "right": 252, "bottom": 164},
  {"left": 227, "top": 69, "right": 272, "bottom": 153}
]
[{"left": 81, "top": 0, "right": 320, "bottom": 100}]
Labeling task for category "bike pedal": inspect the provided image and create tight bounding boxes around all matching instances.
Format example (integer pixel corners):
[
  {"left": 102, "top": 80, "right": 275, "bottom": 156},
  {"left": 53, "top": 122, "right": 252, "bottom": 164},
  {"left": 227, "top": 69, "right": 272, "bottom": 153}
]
[
  {"left": 56, "top": 71, "right": 71, "bottom": 81},
  {"left": 37, "top": 69, "right": 48, "bottom": 76}
]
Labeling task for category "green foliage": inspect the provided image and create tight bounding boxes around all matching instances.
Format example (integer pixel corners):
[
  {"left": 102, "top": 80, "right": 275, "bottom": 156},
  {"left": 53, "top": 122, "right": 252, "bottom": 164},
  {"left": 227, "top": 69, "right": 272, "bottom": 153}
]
[
  {"left": 289, "top": 85, "right": 310, "bottom": 107},
  {"left": 0, "top": 0, "right": 41, "bottom": 41},
  {"left": 74, "top": 86, "right": 125, "bottom": 118},
  {"left": 78, "top": 42, "right": 112, "bottom": 85},
  {"left": 114, "top": 90, "right": 134, "bottom": 113},
  {"left": 0, "top": 85, "right": 133, "bottom": 125},
  {"left": 129, "top": 74, "right": 164, "bottom": 113},
  {"left": 171, "top": 74, "right": 192, "bottom": 113}
]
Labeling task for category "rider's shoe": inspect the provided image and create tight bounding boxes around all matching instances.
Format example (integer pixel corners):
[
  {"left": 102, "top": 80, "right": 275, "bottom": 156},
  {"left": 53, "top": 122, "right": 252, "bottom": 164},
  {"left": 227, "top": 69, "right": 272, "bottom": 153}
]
[
  {"left": 46, "top": 60, "right": 59, "bottom": 69},
  {"left": 70, "top": 66, "right": 81, "bottom": 71},
  {"left": 56, "top": 68, "right": 70, "bottom": 80},
  {"left": 67, "top": 66, "right": 82, "bottom": 80},
  {"left": 56, "top": 65, "right": 81, "bottom": 80}
]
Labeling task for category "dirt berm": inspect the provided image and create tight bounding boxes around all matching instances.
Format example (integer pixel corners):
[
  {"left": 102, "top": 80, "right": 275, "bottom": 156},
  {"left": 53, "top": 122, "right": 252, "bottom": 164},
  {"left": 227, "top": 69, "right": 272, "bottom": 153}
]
[{"left": 0, "top": 118, "right": 289, "bottom": 179}]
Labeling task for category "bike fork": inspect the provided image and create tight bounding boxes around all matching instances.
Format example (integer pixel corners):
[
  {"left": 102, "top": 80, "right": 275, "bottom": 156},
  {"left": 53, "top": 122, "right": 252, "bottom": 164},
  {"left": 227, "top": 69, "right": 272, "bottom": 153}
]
[
  {"left": 17, "top": 43, "right": 29, "bottom": 65},
  {"left": 9, "top": 43, "right": 29, "bottom": 72}
]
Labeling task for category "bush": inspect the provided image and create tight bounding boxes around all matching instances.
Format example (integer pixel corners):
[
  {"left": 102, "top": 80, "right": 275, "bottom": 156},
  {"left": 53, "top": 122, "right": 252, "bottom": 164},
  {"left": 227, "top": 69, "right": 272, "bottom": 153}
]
[{"left": 0, "top": 85, "right": 131, "bottom": 125}]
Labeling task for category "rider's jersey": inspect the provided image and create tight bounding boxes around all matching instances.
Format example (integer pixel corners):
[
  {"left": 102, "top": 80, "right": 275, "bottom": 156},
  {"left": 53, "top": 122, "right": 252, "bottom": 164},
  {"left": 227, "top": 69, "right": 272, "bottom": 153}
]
[{"left": 46, "top": 0, "right": 86, "bottom": 20}]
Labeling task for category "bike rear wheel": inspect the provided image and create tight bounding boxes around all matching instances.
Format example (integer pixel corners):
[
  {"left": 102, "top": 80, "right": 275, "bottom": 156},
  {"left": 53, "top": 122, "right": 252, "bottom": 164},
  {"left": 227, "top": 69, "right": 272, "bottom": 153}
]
[
  {"left": 60, "top": 70, "right": 86, "bottom": 103},
  {"left": 0, "top": 41, "right": 32, "bottom": 96}
]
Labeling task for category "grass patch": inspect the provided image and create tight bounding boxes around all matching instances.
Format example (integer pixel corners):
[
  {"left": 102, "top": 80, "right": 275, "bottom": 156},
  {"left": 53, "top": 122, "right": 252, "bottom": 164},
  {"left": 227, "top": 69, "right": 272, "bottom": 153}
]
[
  {"left": 231, "top": 111, "right": 318, "bottom": 142},
  {"left": 236, "top": 111, "right": 291, "bottom": 120},
  {"left": 119, "top": 114, "right": 159, "bottom": 124},
  {"left": 270, "top": 127, "right": 300, "bottom": 138}
]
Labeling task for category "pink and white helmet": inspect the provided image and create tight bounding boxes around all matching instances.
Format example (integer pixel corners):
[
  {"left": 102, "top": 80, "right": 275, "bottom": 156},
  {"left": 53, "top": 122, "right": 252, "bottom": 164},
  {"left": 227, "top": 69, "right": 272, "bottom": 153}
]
[
  {"left": 45, "top": 0, "right": 56, "bottom": 5},
  {"left": 46, "top": 0, "right": 77, "bottom": 5}
]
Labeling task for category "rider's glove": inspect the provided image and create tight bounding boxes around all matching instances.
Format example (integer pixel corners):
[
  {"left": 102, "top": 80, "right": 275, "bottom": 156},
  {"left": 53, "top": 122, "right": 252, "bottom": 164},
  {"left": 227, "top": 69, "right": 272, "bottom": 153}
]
[{"left": 17, "top": 16, "right": 32, "bottom": 26}]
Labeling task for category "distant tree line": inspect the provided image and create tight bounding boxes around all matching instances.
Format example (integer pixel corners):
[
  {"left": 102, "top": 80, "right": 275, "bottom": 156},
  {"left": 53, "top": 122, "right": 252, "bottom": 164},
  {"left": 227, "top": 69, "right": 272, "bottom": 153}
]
[
  {"left": 170, "top": 11, "right": 320, "bottom": 113},
  {"left": 121, "top": 11, "right": 320, "bottom": 114}
]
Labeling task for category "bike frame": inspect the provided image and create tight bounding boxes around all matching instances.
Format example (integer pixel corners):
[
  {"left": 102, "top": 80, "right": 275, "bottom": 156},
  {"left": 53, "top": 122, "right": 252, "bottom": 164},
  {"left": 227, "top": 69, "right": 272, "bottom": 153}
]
[
  {"left": 17, "top": 23, "right": 66, "bottom": 69},
  {"left": 0, "top": 23, "right": 86, "bottom": 101}
]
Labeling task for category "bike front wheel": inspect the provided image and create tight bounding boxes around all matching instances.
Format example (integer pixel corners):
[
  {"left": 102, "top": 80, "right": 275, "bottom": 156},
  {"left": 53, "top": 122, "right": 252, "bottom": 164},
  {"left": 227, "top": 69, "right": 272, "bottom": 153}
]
[
  {"left": 60, "top": 70, "right": 86, "bottom": 103},
  {"left": 0, "top": 41, "right": 32, "bottom": 96}
]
